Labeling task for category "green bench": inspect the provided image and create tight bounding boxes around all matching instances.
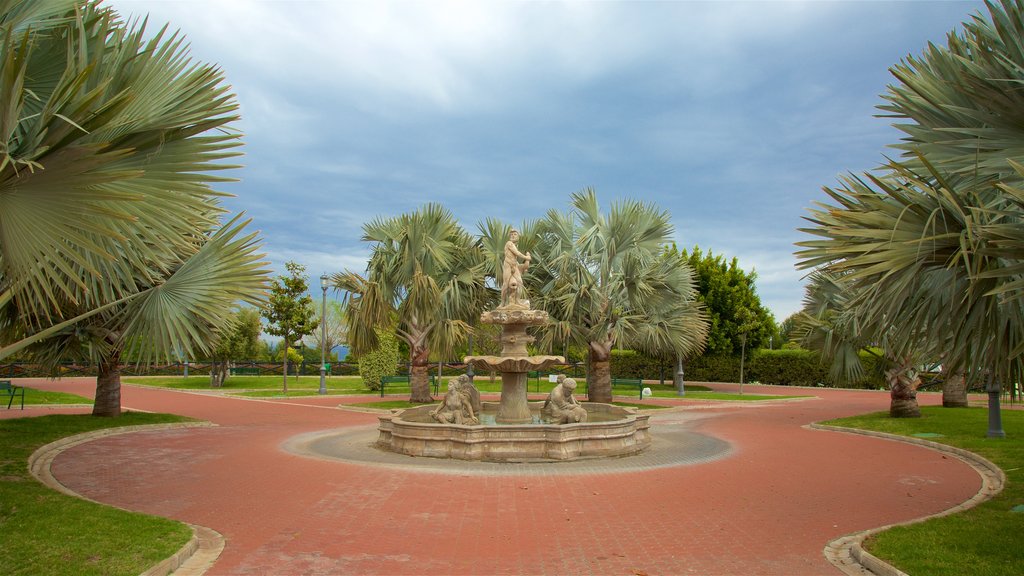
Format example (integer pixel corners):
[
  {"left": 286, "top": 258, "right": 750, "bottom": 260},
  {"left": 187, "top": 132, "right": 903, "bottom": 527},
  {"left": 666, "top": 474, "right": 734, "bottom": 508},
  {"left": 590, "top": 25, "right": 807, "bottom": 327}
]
[
  {"left": 1, "top": 380, "right": 24, "bottom": 409},
  {"left": 380, "top": 375, "right": 438, "bottom": 397},
  {"left": 611, "top": 378, "right": 645, "bottom": 399},
  {"left": 229, "top": 366, "right": 261, "bottom": 376}
]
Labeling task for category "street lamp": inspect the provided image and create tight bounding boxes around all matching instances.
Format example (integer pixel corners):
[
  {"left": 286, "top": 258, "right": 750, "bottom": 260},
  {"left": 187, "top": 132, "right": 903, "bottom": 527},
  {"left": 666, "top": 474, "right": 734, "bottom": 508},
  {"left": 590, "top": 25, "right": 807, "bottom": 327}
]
[{"left": 319, "top": 273, "right": 329, "bottom": 395}]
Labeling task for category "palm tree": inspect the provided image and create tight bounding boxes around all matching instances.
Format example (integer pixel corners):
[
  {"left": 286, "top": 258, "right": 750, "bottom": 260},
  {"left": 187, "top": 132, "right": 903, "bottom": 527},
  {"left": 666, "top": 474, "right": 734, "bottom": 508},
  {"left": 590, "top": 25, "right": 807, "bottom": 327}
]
[
  {"left": 797, "top": 1, "right": 1024, "bottom": 429},
  {"left": 0, "top": 1, "right": 269, "bottom": 416},
  {"left": 334, "top": 204, "right": 487, "bottom": 403},
  {"left": 526, "top": 189, "right": 707, "bottom": 403}
]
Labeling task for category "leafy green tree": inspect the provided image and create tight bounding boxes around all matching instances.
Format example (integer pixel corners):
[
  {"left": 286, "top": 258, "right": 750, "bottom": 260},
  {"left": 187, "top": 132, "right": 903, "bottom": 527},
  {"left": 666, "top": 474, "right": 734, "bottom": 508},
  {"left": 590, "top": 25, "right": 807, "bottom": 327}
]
[
  {"left": 524, "top": 190, "right": 708, "bottom": 402},
  {"left": 679, "top": 246, "right": 776, "bottom": 356},
  {"left": 335, "top": 204, "right": 487, "bottom": 402},
  {"left": 357, "top": 328, "right": 401, "bottom": 391},
  {"left": 206, "top": 307, "right": 262, "bottom": 386},
  {"left": 262, "top": 262, "right": 318, "bottom": 393},
  {"left": 0, "top": 1, "right": 268, "bottom": 416},
  {"left": 797, "top": 1, "right": 1024, "bottom": 427}
]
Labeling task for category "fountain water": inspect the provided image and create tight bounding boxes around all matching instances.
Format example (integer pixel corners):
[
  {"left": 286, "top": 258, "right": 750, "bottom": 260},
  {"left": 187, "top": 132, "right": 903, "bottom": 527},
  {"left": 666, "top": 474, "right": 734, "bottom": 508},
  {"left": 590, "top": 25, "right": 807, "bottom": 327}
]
[{"left": 376, "top": 229, "right": 651, "bottom": 461}]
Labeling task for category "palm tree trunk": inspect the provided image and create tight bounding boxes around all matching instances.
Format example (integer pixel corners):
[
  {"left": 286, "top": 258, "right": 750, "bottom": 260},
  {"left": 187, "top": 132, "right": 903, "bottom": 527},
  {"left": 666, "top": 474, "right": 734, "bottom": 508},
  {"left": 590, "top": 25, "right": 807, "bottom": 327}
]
[
  {"left": 409, "top": 344, "right": 433, "bottom": 403},
  {"left": 587, "top": 342, "right": 612, "bottom": 403},
  {"left": 93, "top": 352, "right": 122, "bottom": 417},
  {"left": 942, "top": 369, "right": 968, "bottom": 408},
  {"left": 886, "top": 360, "right": 921, "bottom": 418}
]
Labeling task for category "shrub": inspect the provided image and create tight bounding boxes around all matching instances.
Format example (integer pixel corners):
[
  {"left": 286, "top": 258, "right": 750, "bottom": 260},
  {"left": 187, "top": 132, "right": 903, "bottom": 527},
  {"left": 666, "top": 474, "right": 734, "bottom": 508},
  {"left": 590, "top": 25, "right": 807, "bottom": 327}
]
[
  {"left": 747, "top": 349, "right": 828, "bottom": 386},
  {"left": 357, "top": 330, "right": 401, "bottom": 391}
]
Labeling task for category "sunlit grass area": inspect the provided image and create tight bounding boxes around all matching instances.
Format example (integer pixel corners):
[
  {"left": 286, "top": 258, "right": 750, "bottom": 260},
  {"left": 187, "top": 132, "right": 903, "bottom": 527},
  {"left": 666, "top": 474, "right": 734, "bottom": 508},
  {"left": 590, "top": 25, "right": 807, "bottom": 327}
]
[
  {"left": 0, "top": 413, "right": 195, "bottom": 576},
  {"left": 823, "top": 407, "right": 1023, "bottom": 576}
]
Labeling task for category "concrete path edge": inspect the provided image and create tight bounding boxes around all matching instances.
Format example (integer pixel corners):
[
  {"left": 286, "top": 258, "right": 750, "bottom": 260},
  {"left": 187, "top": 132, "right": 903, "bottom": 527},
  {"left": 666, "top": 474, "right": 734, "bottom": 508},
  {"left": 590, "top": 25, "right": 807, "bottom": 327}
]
[
  {"left": 26, "top": 421, "right": 225, "bottom": 576},
  {"left": 810, "top": 423, "right": 1006, "bottom": 576}
]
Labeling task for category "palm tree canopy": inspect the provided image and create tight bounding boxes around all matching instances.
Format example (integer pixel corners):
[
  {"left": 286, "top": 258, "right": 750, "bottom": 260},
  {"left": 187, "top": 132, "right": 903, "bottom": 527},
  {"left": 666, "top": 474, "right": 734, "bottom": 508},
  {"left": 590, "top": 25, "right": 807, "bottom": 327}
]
[
  {"left": 0, "top": 0, "right": 268, "bottom": 365},
  {"left": 336, "top": 203, "right": 487, "bottom": 359},
  {"left": 528, "top": 189, "right": 707, "bottom": 359}
]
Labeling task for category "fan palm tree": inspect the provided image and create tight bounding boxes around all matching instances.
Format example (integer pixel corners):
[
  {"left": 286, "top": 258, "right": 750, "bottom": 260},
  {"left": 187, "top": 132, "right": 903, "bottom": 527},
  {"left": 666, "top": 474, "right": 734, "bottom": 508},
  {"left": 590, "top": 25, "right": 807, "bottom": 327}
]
[
  {"left": 0, "top": 1, "right": 269, "bottom": 416},
  {"left": 334, "top": 204, "right": 487, "bottom": 403},
  {"left": 526, "top": 189, "right": 707, "bottom": 403},
  {"left": 798, "top": 1, "right": 1024, "bottom": 428}
]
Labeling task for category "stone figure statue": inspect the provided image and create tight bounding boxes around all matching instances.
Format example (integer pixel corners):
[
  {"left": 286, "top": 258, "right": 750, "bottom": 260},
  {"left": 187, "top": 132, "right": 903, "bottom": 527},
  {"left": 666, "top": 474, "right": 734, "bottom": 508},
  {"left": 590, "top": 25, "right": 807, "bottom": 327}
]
[
  {"left": 430, "top": 375, "right": 480, "bottom": 425},
  {"left": 501, "top": 229, "right": 531, "bottom": 308},
  {"left": 542, "top": 375, "right": 588, "bottom": 424}
]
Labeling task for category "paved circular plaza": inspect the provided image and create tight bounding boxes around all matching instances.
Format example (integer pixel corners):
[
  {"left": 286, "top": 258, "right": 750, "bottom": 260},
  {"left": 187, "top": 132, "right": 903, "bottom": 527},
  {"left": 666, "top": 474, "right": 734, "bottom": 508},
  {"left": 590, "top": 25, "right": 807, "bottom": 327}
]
[{"left": 13, "top": 378, "right": 984, "bottom": 575}]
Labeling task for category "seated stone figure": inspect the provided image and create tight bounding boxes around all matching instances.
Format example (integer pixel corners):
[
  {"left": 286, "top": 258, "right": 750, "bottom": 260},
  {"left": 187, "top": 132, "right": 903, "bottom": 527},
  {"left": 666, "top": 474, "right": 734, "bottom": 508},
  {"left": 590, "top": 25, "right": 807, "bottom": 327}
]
[
  {"left": 542, "top": 376, "right": 588, "bottom": 424},
  {"left": 430, "top": 376, "right": 480, "bottom": 425},
  {"left": 452, "top": 374, "right": 481, "bottom": 415}
]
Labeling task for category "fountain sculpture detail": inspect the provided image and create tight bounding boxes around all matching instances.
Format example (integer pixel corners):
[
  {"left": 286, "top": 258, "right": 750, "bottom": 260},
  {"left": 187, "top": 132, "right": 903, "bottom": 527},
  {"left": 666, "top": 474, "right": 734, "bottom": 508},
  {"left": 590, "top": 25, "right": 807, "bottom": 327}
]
[{"left": 376, "top": 229, "right": 651, "bottom": 461}]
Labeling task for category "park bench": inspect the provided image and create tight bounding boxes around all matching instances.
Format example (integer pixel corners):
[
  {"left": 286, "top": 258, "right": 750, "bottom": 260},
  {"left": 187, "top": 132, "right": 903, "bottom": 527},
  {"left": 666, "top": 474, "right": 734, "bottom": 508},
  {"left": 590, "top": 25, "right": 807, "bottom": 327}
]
[
  {"left": 1, "top": 380, "right": 24, "bottom": 409},
  {"left": 611, "top": 377, "right": 645, "bottom": 399},
  {"left": 380, "top": 375, "right": 438, "bottom": 398},
  {"left": 229, "top": 366, "right": 261, "bottom": 376}
]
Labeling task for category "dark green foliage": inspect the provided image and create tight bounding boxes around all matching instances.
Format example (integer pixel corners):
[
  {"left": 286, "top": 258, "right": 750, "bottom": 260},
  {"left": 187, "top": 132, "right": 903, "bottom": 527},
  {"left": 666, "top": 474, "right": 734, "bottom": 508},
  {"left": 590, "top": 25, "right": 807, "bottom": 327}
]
[
  {"left": 747, "top": 349, "right": 828, "bottom": 386},
  {"left": 677, "top": 246, "right": 777, "bottom": 356},
  {"left": 358, "top": 329, "right": 401, "bottom": 391}
]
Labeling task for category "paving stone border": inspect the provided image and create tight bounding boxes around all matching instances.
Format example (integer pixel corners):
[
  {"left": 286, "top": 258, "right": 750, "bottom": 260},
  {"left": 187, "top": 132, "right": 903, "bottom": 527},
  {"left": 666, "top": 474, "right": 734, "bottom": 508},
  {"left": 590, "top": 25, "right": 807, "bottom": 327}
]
[
  {"left": 810, "top": 424, "right": 1006, "bottom": 576},
  {"left": 27, "top": 421, "right": 225, "bottom": 576}
]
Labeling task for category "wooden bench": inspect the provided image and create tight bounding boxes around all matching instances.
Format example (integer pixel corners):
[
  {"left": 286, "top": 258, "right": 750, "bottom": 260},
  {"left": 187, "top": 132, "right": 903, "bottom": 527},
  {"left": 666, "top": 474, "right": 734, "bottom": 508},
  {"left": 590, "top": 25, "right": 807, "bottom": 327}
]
[
  {"left": 380, "top": 375, "right": 438, "bottom": 397},
  {"left": 1, "top": 380, "right": 25, "bottom": 409},
  {"left": 229, "top": 366, "right": 262, "bottom": 376},
  {"left": 611, "top": 377, "right": 645, "bottom": 399}
]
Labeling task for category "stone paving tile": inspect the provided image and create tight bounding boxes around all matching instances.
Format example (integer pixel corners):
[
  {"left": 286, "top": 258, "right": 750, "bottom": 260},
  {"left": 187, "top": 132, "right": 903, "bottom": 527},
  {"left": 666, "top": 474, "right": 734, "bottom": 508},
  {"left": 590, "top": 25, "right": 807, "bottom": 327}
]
[{"left": 19, "top": 377, "right": 983, "bottom": 576}]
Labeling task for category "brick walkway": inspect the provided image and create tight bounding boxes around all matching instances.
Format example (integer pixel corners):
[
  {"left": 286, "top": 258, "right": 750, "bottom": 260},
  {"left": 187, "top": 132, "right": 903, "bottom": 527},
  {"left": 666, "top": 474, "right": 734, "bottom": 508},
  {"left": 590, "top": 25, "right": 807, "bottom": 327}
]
[{"left": 18, "top": 378, "right": 981, "bottom": 575}]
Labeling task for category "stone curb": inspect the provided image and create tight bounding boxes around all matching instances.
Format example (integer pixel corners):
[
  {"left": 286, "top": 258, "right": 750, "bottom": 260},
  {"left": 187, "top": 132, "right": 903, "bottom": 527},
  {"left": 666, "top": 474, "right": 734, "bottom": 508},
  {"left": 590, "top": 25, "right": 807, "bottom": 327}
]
[
  {"left": 27, "top": 421, "right": 226, "bottom": 576},
  {"left": 810, "top": 424, "right": 1006, "bottom": 576}
]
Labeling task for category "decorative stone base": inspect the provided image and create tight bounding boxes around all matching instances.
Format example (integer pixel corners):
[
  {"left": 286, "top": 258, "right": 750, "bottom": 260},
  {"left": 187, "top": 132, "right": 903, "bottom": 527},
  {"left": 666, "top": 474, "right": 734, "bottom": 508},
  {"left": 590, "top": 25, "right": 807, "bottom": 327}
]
[{"left": 377, "top": 402, "right": 650, "bottom": 462}]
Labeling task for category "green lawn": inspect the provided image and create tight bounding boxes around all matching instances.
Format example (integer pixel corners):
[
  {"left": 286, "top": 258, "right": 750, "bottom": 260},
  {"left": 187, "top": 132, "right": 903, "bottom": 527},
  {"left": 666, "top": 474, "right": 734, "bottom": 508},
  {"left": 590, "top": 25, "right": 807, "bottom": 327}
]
[
  {"left": 6, "top": 386, "right": 93, "bottom": 406},
  {"left": 0, "top": 413, "right": 195, "bottom": 576},
  {"left": 122, "top": 374, "right": 372, "bottom": 392},
  {"left": 824, "top": 406, "right": 1023, "bottom": 576}
]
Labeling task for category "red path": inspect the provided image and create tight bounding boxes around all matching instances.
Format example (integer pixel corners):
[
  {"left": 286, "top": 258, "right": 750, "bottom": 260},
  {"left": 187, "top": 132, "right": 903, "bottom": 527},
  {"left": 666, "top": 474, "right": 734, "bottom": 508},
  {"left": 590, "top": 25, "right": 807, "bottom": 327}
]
[{"left": 12, "top": 379, "right": 980, "bottom": 575}]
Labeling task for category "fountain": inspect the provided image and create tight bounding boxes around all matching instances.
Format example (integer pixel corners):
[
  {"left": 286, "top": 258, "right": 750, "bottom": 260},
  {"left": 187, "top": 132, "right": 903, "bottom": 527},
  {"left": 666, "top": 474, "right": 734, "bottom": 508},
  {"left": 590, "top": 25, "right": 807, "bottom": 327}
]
[{"left": 376, "top": 229, "right": 651, "bottom": 462}]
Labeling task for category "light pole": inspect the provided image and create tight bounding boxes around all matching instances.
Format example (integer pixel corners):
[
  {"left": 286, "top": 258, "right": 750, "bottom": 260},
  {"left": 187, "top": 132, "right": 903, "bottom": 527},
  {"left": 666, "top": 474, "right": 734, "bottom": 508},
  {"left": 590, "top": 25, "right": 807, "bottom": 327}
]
[
  {"left": 319, "top": 274, "right": 328, "bottom": 395},
  {"left": 466, "top": 334, "right": 474, "bottom": 381},
  {"left": 674, "top": 352, "right": 685, "bottom": 396}
]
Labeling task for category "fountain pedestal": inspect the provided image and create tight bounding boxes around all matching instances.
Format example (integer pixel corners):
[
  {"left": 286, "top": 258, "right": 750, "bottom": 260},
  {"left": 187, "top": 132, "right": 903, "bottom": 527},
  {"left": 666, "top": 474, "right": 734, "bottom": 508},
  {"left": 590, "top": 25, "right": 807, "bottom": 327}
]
[{"left": 464, "top": 304, "right": 563, "bottom": 423}]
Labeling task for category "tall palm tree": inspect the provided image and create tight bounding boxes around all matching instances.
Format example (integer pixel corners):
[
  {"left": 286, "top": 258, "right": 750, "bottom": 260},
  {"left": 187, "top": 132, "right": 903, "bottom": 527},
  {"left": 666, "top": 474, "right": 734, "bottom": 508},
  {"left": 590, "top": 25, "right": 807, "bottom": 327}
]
[
  {"left": 527, "top": 189, "right": 707, "bottom": 402},
  {"left": 798, "top": 1, "right": 1024, "bottom": 428},
  {"left": 335, "top": 204, "right": 487, "bottom": 403},
  {"left": 0, "top": 1, "right": 269, "bottom": 416}
]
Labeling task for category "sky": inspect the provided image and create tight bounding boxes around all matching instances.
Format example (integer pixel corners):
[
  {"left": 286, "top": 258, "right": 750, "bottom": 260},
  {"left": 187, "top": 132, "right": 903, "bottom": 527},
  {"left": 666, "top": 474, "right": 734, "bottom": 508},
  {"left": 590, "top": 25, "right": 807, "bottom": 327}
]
[{"left": 110, "top": 0, "right": 984, "bottom": 322}]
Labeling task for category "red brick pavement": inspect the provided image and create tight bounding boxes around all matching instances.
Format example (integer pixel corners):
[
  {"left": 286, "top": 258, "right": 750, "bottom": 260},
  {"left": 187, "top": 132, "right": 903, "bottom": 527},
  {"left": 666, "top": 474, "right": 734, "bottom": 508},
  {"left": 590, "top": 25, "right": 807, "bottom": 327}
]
[{"left": 16, "top": 378, "right": 983, "bottom": 575}]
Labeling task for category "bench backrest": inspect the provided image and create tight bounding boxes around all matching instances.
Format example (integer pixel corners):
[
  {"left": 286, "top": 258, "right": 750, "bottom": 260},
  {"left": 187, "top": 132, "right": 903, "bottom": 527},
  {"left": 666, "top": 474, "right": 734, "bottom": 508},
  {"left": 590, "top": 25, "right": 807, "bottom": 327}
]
[{"left": 0, "top": 380, "right": 12, "bottom": 390}]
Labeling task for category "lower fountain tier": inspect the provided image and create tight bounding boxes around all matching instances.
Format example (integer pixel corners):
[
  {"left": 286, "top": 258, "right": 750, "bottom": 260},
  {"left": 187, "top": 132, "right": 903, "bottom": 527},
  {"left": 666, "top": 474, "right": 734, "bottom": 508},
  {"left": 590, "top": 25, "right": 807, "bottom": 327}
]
[
  {"left": 377, "top": 402, "right": 651, "bottom": 462},
  {"left": 464, "top": 355, "right": 564, "bottom": 373}
]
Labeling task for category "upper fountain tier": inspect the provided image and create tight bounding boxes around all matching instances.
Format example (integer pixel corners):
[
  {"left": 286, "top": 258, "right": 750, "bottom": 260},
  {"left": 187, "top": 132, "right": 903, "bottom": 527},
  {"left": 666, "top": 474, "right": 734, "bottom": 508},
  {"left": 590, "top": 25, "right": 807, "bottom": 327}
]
[{"left": 480, "top": 303, "right": 550, "bottom": 327}]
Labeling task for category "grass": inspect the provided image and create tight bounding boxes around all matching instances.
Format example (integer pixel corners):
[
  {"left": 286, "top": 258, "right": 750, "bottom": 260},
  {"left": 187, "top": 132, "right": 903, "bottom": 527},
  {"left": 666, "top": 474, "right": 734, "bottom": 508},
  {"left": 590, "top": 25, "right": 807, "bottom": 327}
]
[
  {"left": 0, "top": 412, "right": 196, "bottom": 576},
  {"left": 823, "top": 406, "right": 1023, "bottom": 576},
  {"left": 122, "top": 374, "right": 373, "bottom": 392},
  {"left": 6, "top": 386, "right": 93, "bottom": 406},
  {"left": 231, "top": 389, "right": 356, "bottom": 398}
]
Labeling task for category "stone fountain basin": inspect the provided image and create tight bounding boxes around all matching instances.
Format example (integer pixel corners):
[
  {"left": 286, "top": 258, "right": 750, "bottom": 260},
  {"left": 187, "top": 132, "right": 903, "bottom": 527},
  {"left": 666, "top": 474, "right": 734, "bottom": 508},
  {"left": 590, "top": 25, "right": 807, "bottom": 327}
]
[{"left": 377, "top": 401, "right": 650, "bottom": 462}]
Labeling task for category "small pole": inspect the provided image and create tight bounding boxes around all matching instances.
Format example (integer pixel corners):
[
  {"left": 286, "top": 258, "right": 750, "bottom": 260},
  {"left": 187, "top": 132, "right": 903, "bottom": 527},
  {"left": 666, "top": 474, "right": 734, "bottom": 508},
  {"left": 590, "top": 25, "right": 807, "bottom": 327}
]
[
  {"left": 675, "top": 353, "right": 685, "bottom": 396},
  {"left": 319, "top": 274, "right": 328, "bottom": 395},
  {"left": 987, "top": 373, "right": 1005, "bottom": 439}
]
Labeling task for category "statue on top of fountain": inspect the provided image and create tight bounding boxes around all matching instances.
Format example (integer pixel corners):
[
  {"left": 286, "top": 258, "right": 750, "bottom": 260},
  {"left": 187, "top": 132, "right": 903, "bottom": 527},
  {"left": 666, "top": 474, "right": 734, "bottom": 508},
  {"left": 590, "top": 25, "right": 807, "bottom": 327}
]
[
  {"left": 543, "top": 375, "right": 588, "bottom": 424},
  {"left": 500, "top": 228, "right": 531, "bottom": 309},
  {"left": 430, "top": 374, "right": 481, "bottom": 425}
]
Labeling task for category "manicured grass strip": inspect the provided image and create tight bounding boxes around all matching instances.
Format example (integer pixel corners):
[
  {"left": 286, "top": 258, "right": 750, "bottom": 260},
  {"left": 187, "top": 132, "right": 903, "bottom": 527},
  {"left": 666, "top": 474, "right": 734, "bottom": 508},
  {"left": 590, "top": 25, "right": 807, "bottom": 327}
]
[
  {"left": 12, "top": 386, "right": 93, "bottom": 405},
  {"left": 123, "top": 375, "right": 369, "bottom": 391},
  {"left": 0, "top": 413, "right": 195, "bottom": 576},
  {"left": 231, "top": 389, "right": 362, "bottom": 398},
  {"left": 612, "top": 401, "right": 669, "bottom": 410},
  {"left": 823, "top": 407, "right": 1023, "bottom": 576},
  {"left": 673, "top": 391, "right": 807, "bottom": 401},
  {"left": 354, "top": 400, "right": 420, "bottom": 410}
]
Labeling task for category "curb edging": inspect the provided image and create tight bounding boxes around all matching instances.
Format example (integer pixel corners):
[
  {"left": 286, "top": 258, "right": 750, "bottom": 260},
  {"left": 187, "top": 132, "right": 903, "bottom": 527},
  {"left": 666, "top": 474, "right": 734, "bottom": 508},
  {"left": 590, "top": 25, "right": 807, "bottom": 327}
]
[
  {"left": 811, "top": 424, "right": 1006, "bottom": 576},
  {"left": 27, "top": 421, "right": 226, "bottom": 576}
]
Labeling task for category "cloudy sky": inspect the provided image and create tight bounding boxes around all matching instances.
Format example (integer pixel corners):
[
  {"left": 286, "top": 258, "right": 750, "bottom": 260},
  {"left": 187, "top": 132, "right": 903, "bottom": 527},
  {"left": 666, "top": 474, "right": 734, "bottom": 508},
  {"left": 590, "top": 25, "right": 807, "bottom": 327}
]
[{"left": 110, "top": 0, "right": 982, "bottom": 322}]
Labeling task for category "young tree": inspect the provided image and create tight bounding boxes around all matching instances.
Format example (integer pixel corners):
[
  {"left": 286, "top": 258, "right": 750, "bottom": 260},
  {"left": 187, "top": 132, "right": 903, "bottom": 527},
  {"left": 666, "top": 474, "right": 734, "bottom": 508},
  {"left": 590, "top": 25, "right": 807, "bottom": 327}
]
[
  {"left": 0, "top": 1, "right": 269, "bottom": 416},
  {"left": 303, "top": 300, "right": 347, "bottom": 365},
  {"left": 262, "top": 262, "right": 318, "bottom": 393},
  {"left": 208, "top": 307, "right": 262, "bottom": 387}
]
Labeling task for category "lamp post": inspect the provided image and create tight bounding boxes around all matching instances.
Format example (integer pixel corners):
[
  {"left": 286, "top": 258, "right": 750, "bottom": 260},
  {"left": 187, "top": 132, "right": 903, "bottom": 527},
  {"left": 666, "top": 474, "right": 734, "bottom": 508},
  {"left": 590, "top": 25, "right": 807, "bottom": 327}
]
[
  {"left": 466, "top": 334, "right": 474, "bottom": 381},
  {"left": 319, "top": 274, "right": 328, "bottom": 395},
  {"left": 674, "top": 352, "right": 685, "bottom": 396}
]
